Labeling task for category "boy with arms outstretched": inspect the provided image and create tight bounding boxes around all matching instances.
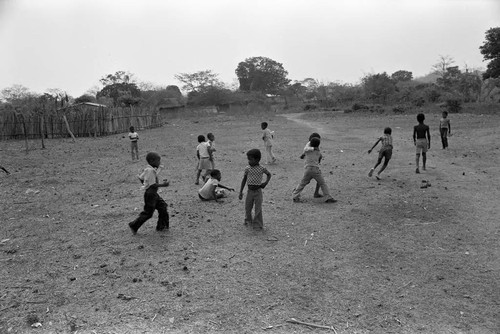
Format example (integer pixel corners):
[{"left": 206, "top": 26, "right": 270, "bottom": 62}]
[
  {"left": 413, "top": 113, "right": 431, "bottom": 174},
  {"left": 239, "top": 149, "right": 272, "bottom": 229},
  {"left": 292, "top": 137, "right": 337, "bottom": 203},
  {"left": 368, "top": 127, "right": 393, "bottom": 180},
  {"left": 198, "top": 169, "right": 234, "bottom": 202},
  {"left": 129, "top": 152, "right": 170, "bottom": 234}
]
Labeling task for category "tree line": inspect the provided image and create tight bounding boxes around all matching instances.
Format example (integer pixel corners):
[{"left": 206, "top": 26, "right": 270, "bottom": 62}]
[{"left": 1, "top": 27, "right": 500, "bottom": 114}]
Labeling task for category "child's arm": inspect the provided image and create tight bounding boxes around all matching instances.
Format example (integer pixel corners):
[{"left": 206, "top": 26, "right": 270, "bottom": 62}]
[
  {"left": 368, "top": 138, "right": 381, "bottom": 153},
  {"left": 238, "top": 175, "right": 247, "bottom": 200},
  {"left": 218, "top": 184, "right": 235, "bottom": 191},
  {"left": 426, "top": 127, "right": 431, "bottom": 148},
  {"left": 196, "top": 149, "right": 200, "bottom": 160},
  {"left": 260, "top": 170, "right": 272, "bottom": 189},
  {"left": 448, "top": 121, "right": 451, "bottom": 134},
  {"left": 412, "top": 127, "right": 417, "bottom": 145}
]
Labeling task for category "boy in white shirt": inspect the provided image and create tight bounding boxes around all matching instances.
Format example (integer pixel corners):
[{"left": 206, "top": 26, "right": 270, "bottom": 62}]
[
  {"left": 198, "top": 169, "right": 234, "bottom": 202},
  {"left": 261, "top": 122, "right": 276, "bottom": 164},
  {"left": 128, "top": 126, "right": 139, "bottom": 160},
  {"left": 195, "top": 135, "right": 212, "bottom": 185}
]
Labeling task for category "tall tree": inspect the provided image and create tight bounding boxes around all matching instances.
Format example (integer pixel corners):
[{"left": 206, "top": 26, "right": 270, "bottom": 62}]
[
  {"left": 432, "top": 55, "right": 455, "bottom": 78},
  {"left": 479, "top": 27, "right": 500, "bottom": 79},
  {"left": 174, "top": 70, "right": 223, "bottom": 93},
  {"left": 235, "top": 56, "right": 290, "bottom": 94},
  {"left": 0, "top": 84, "right": 34, "bottom": 104}
]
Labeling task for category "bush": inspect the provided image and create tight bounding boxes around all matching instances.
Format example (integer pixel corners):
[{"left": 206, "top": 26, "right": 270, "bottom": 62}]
[
  {"left": 445, "top": 99, "right": 462, "bottom": 113},
  {"left": 303, "top": 104, "right": 318, "bottom": 111},
  {"left": 352, "top": 103, "right": 369, "bottom": 111}
]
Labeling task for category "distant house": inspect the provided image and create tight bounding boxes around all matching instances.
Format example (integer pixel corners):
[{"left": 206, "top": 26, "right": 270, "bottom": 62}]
[{"left": 157, "top": 98, "right": 185, "bottom": 113}]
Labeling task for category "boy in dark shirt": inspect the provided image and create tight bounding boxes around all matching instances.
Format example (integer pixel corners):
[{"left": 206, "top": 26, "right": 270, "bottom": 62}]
[{"left": 413, "top": 113, "right": 431, "bottom": 174}]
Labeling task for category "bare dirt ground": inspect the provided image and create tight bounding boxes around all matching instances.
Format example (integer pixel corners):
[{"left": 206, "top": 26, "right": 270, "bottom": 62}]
[{"left": 1, "top": 110, "right": 499, "bottom": 334}]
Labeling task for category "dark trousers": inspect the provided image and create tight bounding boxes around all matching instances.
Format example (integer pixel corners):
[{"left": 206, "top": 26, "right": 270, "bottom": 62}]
[
  {"left": 130, "top": 189, "right": 169, "bottom": 231},
  {"left": 440, "top": 128, "right": 449, "bottom": 148}
]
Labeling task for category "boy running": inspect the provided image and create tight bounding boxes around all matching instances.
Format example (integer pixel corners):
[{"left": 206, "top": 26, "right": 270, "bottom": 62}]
[
  {"left": 129, "top": 152, "right": 170, "bottom": 234},
  {"left": 368, "top": 127, "right": 393, "bottom": 180}
]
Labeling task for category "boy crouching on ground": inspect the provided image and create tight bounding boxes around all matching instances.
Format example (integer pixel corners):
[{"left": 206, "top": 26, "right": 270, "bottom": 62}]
[
  {"left": 129, "top": 152, "right": 170, "bottom": 234},
  {"left": 198, "top": 169, "right": 234, "bottom": 202}
]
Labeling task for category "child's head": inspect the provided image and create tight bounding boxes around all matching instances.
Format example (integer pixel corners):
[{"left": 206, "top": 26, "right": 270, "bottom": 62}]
[
  {"left": 417, "top": 113, "right": 425, "bottom": 123},
  {"left": 246, "top": 149, "right": 261, "bottom": 166},
  {"left": 129, "top": 126, "right": 135, "bottom": 132},
  {"left": 384, "top": 127, "right": 392, "bottom": 135},
  {"left": 197, "top": 135, "right": 206, "bottom": 143},
  {"left": 210, "top": 169, "right": 221, "bottom": 180},
  {"left": 146, "top": 152, "right": 161, "bottom": 168},
  {"left": 261, "top": 122, "right": 268, "bottom": 130},
  {"left": 309, "top": 132, "right": 321, "bottom": 141},
  {"left": 442, "top": 111, "right": 448, "bottom": 118},
  {"left": 309, "top": 137, "right": 321, "bottom": 148},
  {"left": 207, "top": 133, "right": 215, "bottom": 141}
]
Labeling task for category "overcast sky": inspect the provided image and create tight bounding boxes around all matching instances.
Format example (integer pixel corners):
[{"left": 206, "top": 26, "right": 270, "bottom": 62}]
[{"left": 0, "top": 0, "right": 498, "bottom": 97}]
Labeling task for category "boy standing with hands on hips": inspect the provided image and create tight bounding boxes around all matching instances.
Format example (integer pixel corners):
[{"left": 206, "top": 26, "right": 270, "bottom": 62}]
[{"left": 239, "top": 149, "right": 272, "bottom": 230}]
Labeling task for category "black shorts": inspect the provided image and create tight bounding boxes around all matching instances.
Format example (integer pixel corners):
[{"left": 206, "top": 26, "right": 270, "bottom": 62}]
[{"left": 378, "top": 147, "right": 392, "bottom": 160}]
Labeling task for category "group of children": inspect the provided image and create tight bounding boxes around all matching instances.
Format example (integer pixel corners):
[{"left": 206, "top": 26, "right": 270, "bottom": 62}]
[
  {"left": 367, "top": 111, "right": 451, "bottom": 178},
  {"left": 128, "top": 111, "right": 452, "bottom": 234}
]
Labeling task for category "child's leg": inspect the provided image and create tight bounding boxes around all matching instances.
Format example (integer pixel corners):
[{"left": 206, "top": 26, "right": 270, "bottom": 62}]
[
  {"left": 131, "top": 142, "right": 135, "bottom": 160},
  {"left": 195, "top": 169, "right": 201, "bottom": 184},
  {"left": 292, "top": 169, "right": 314, "bottom": 200},
  {"left": 312, "top": 169, "right": 334, "bottom": 201},
  {"left": 252, "top": 189, "right": 264, "bottom": 228},
  {"left": 244, "top": 190, "right": 255, "bottom": 224},
  {"left": 313, "top": 182, "right": 322, "bottom": 197},
  {"left": 155, "top": 196, "right": 169, "bottom": 230},
  {"left": 129, "top": 192, "right": 156, "bottom": 233},
  {"left": 422, "top": 152, "right": 427, "bottom": 170},
  {"left": 377, "top": 157, "right": 390, "bottom": 175},
  {"left": 415, "top": 153, "right": 420, "bottom": 173}
]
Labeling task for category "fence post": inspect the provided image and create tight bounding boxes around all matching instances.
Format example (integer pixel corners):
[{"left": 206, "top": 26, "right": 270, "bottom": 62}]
[{"left": 62, "top": 114, "right": 76, "bottom": 142}]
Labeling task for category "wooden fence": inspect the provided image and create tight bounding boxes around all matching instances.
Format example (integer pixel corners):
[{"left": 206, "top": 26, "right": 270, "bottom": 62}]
[{"left": 0, "top": 105, "right": 164, "bottom": 140}]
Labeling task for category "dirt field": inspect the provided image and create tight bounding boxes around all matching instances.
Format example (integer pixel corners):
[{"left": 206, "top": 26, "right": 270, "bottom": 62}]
[{"left": 1, "top": 110, "right": 499, "bottom": 334}]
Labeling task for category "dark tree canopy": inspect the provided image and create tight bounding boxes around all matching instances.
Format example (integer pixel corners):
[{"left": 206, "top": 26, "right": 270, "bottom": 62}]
[
  {"left": 174, "top": 70, "right": 223, "bottom": 93},
  {"left": 362, "top": 72, "right": 395, "bottom": 103},
  {"left": 97, "top": 82, "right": 141, "bottom": 107},
  {"left": 480, "top": 27, "right": 500, "bottom": 79},
  {"left": 235, "top": 56, "right": 290, "bottom": 94},
  {"left": 391, "top": 70, "right": 413, "bottom": 82}
]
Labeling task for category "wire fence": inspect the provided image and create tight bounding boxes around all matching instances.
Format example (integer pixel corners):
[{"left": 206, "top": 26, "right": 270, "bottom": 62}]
[{"left": 0, "top": 105, "right": 164, "bottom": 140}]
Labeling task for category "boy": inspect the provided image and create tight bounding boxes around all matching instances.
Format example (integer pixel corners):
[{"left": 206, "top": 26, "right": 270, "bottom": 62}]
[
  {"left": 368, "top": 127, "right": 393, "bottom": 180},
  {"left": 207, "top": 132, "right": 216, "bottom": 169},
  {"left": 198, "top": 169, "right": 234, "bottom": 202},
  {"left": 238, "top": 149, "right": 272, "bottom": 229},
  {"left": 300, "top": 132, "right": 322, "bottom": 198},
  {"left": 261, "top": 122, "right": 276, "bottom": 164},
  {"left": 195, "top": 135, "right": 212, "bottom": 185},
  {"left": 129, "top": 152, "right": 170, "bottom": 234},
  {"left": 128, "top": 126, "right": 139, "bottom": 160},
  {"left": 413, "top": 113, "right": 431, "bottom": 174},
  {"left": 292, "top": 137, "right": 337, "bottom": 203},
  {"left": 439, "top": 111, "right": 451, "bottom": 149}
]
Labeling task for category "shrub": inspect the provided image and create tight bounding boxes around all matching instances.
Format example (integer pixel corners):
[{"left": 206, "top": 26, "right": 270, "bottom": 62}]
[
  {"left": 445, "top": 99, "right": 462, "bottom": 113},
  {"left": 352, "top": 103, "right": 369, "bottom": 111}
]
